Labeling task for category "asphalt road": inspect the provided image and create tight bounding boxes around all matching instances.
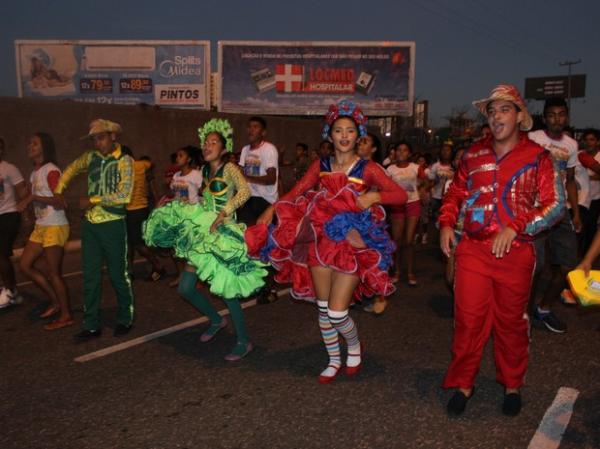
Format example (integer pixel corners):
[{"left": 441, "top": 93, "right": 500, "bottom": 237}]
[{"left": 1, "top": 244, "right": 599, "bottom": 449}]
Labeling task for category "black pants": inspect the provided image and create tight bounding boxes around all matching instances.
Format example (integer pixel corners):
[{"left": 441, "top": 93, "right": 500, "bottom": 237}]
[
  {"left": 237, "top": 196, "right": 277, "bottom": 295},
  {"left": 237, "top": 196, "right": 272, "bottom": 226},
  {"left": 583, "top": 199, "right": 600, "bottom": 254}
]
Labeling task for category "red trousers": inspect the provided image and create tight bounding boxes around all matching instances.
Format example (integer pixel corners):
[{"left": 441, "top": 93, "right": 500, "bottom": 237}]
[{"left": 443, "top": 237, "right": 534, "bottom": 390}]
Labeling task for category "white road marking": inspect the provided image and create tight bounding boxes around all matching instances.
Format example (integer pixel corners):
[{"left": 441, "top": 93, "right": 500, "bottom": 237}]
[
  {"left": 527, "top": 387, "right": 579, "bottom": 449},
  {"left": 74, "top": 288, "right": 290, "bottom": 363}
]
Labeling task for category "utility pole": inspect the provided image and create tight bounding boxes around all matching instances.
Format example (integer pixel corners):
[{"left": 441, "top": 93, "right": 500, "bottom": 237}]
[{"left": 558, "top": 59, "right": 582, "bottom": 112}]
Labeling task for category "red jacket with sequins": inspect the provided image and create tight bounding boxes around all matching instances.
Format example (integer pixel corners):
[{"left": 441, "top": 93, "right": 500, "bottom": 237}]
[{"left": 439, "top": 133, "right": 565, "bottom": 244}]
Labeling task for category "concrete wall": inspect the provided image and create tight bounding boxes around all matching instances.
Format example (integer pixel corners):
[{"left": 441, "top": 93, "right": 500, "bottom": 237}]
[{"left": 0, "top": 97, "right": 324, "bottom": 245}]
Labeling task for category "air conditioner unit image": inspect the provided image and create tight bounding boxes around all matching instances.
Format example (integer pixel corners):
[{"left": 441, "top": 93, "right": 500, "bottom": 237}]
[{"left": 81, "top": 46, "right": 156, "bottom": 71}]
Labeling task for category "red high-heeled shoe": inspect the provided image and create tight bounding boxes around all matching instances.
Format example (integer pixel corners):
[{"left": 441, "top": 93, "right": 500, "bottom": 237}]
[
  {"left": 318, "top": 365, "right": 342, "bottom": 384},
  {"left": 345, "top": 343, "right": 364, "bottom": 377}
]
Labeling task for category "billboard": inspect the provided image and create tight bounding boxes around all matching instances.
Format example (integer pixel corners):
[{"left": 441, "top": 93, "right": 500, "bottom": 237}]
[
  {"left": 524, "top": 75, "right": 586, "bottom": 100},
  {"left": 218, "top": 41, "right": 415, "bottom": 116},
  {"left": 15, "top": 40, "right": 210, "bottom": 108}
]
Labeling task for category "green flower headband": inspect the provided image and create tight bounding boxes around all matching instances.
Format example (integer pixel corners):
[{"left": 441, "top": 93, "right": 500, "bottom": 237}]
[{"left": 198, "top": 118, "right": 234, "bottom": 153}]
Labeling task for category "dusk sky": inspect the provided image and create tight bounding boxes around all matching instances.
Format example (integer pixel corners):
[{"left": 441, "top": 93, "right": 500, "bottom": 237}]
[{"left": 2, "top": 0, "right": 598, "bottom": 127}]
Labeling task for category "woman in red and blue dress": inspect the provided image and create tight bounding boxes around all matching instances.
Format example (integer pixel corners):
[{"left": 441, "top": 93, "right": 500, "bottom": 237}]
[{"left": 246, "top": 101, "right": 407, "bottom": 383}]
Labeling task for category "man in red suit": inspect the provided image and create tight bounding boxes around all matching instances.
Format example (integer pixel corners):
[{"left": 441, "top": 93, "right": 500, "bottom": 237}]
[{"left": 439, "top": 85, "right": 565, "bottom": 416}]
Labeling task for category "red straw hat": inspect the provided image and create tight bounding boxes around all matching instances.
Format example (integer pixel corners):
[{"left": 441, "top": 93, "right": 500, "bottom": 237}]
[{"left": 473, "top": 84, "right": 533, "bottom": 131}]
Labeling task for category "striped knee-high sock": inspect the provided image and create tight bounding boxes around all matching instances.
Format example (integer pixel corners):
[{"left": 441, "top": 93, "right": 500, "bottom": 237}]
[
  {"left": 328, "top": 309, "right": 362, "bottom": 368},
  {"left": 317, "top": 300, "right": 341, "bottom": 376}
]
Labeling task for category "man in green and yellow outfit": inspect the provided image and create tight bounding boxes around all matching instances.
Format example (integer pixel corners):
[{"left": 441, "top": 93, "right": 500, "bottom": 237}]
[{"left": 55, "top": 119, "right": 135, "bottom": 341}]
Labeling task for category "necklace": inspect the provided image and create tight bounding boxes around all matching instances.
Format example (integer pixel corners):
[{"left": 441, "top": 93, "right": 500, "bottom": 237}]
[{"left": 332, "top": 156, "right": 359, "bottom": 173}]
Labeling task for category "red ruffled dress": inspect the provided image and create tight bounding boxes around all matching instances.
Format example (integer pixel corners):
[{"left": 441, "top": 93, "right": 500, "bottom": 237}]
[{"left": 246, "top": 157, "right": 407, "bottom": 302}]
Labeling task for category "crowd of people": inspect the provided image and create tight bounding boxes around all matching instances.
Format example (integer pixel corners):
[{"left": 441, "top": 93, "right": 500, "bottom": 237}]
[{"left": 1, "top": 85, "right": 599, "bottom": 417}]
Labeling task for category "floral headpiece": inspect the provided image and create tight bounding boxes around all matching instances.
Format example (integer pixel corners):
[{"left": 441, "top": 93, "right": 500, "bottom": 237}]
[
  {"left": 198, "top": 118, "right": 234, "bottom": 153},
  {"left": 321, "top": 100, "right": 368, "bottom": 139}
]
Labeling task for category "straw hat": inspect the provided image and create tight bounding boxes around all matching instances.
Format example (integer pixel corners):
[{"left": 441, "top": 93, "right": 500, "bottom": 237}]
[
  {"left": 82, "top": 119, "right": 122, "bottom": 139},
  {"left": 472, "top": 84, "right": 533, "bottom": 131}
]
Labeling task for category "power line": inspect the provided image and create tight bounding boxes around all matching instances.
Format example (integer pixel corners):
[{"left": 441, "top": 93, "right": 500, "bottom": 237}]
[
  {"left": 437, "top": 0, "right": 566, "bottom": 61},
  {"left": 463, "top": 0, "right": 580, "bottom": 60}
]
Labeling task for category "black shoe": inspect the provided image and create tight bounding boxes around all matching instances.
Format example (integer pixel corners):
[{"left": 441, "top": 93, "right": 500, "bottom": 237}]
[
  {"left": 74, "top": 329, "right": 102, "bottom": 342},
  {"left": 257, "top": 288, "right": 278, "bottom": 305},
  {"left": 114, "top": 324, "right": 133, "bottom": 337},
  {"left": 447, "top": 389, "right": 474, "bottom": 416},
  {"left": 533, "top": 309, "right": 567, "bottom": 333},
  {"left": 502, "top": 392, "right": 522, "bottom": 416}
]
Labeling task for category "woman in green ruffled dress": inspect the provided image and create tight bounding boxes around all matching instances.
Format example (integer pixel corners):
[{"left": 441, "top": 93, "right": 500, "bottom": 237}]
[{"left": 143, "top": 119, "right": 267, "bottom": 360}]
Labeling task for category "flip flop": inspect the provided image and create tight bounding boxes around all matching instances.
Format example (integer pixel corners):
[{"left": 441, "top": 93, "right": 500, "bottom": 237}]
[
  {"left": 39, "top": 306, "right": 60, "bottom": 319},
  {"left": 408, "top": 274, "right": 418, "bottom": 287},
  {"left": 44, "top": 318, "right": 75, "bottom": 331}
]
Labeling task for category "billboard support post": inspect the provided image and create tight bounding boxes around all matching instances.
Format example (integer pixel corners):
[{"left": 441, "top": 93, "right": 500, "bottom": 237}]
[{"left": 558, "top": 59, "right": 582, "bottom": 112}]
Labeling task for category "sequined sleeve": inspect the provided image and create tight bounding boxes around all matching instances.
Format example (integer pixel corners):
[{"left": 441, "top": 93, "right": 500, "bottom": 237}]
[
  {"left": 222, "top": 162, "right": 251, "bottom": 216},
  {"left": 54, "top": 151, "right": 92, "bottom": 194},
  {"left": 508, "top": 151, "right": 565, "bottom": 235},
  {"left": 363, "top": 161, "right": 408, "bottom": 205}
]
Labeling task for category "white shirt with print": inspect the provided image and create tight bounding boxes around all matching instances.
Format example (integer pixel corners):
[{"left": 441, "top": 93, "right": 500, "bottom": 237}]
[
  {"left": 529, "top": 130, "right": 578, "bottom": 178},
  {"left": 386, "top": 163, "right": 421, "bottom": 203},
  {"left": 239, "top": 141, "right": 279, "bottom": 204},
  {"left": 529, "top": 130, "right": 580, "bottom": 209},
  {"left": 427, "top": 161, "right": 454, "bottom": 200},
  {"left": 30, "top": 162, "right": 68, "bottom": 226},
  {"left": 0, "top": 160, "right": 24, "bottom": 215},
  {"left": 170, "top": 169, "right": 203, "bottom": 204}
]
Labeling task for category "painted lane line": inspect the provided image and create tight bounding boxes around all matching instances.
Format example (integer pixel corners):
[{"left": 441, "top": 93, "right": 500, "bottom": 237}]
[
  {"left": 74, "top": 288, "right": 290, "bottom": 363},
  {"left": 527, "top": 387, "right": 579, "bottom": 449},
  {"left": 74, "top": 300, "right": 257, "bottom": 363}
]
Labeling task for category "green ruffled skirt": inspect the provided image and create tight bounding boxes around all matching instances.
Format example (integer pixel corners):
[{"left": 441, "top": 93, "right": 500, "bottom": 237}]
[{"left": 143, "top": 201, "right": 268, "bottom": 299}]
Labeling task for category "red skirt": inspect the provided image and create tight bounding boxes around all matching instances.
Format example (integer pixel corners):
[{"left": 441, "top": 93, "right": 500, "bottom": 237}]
[{"left": 245, "top": 173, "right": 396, "bottom": 302}]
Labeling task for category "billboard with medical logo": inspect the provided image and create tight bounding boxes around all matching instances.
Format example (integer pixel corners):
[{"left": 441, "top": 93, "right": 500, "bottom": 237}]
[
  {"left": 218, "top": 41, "right": 415, "bottom": 116},
  {"left": 15, "top": 40, "right": 210, "bottom": 108}
]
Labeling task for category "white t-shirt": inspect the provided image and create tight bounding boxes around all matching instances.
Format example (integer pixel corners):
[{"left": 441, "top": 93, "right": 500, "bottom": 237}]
[
  {"left": 239, "top": 141, "right": 279, "bottom": 204},
  {"left": 170, "top": 169, "right": 203, "bottom": 204},
  {"left": 528, "top": 130, "right": 579, "bottom": 184},
  {"left": 30, "top": 162, "right": 68, "bottom": 226},
  {"left": 582, "top": 151, "right": 600, "bottom": 201},
  {"left": 573, "top": 162, "right": 591, "bottom": 209},
  {"left": 386, "top": 163, "right": 421, "bottom": 203},
  {"left": 0, "top": 160, "right": 24, "bottom": 215},
  {"left": 427, "top": 161, "right": 454, "bottom": 200}
]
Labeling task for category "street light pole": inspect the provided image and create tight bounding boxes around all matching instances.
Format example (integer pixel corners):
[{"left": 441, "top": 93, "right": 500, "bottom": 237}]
[{"left": 558, "top": 59, "right": 582, "bottom": 112}]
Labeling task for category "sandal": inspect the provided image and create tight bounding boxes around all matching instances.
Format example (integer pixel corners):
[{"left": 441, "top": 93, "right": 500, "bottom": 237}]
[
  {"left": 44, "top": 318, "right": 75, "bottom": 331},
  {"left": 39, "top": 306, "right": 60, "bottom": 319},
  {"left": 147, "top": 268, "right": 166, "bottom": 282},
  {"left": 408, "top": 274, "right": 418, "bottom": 287}
]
